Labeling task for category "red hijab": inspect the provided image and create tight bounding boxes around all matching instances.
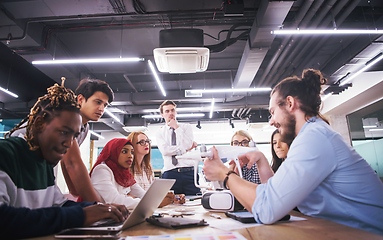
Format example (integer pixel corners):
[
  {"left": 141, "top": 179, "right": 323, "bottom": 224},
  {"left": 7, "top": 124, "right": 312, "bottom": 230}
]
[{"left": 90, "top": 138, "right": 136, "bottom": 188}]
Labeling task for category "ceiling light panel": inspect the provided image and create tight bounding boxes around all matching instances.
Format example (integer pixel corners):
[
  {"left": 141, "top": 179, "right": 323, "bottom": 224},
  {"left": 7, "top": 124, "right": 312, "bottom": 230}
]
[
  {"left": 32, "top": 57, "right": 144, "bottom": 65},
  {"left": 272, "top": 29, "right": 383, "bottom": 35}
]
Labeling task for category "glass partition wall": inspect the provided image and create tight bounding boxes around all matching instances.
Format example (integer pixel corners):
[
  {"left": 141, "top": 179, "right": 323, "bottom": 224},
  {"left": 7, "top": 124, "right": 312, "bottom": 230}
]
[{"left": 347, "top": 99, "right": 383, "bottom": 179}]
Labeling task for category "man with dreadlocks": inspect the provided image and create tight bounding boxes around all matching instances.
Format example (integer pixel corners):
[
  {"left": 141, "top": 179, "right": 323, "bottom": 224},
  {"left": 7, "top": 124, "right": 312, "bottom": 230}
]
[
  {"left": 0, "top": 82, "right": 127, "bottom": 239},
  {"left": 12, "top": 78, "right": 114, "bottom": 202}
]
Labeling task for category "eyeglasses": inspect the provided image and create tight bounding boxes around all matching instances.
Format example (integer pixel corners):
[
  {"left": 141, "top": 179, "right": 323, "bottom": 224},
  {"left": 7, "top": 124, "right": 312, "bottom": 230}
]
[
  {"left": 231, "top": 140, "right": 250, "bottom": 146},
  {"left": 136, "top": 140, "right": 151, "bottom": 146}
]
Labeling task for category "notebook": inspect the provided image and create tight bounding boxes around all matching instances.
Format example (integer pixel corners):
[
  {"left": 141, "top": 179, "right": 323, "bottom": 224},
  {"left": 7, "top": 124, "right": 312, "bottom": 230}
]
[{"left": 73, "top": 178, "right": 175, "bottom": 231}]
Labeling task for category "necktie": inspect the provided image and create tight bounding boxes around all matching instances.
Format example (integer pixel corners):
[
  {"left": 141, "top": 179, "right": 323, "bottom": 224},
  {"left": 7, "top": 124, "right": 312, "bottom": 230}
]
[{"left": 171, "top": 128, "right": 178, "bottom": 165}]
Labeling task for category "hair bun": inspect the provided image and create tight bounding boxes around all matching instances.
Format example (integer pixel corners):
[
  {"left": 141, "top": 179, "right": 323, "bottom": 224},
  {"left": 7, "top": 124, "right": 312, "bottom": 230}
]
[{"left": 302, "top": 69, "right": 327, "bottom": 94}]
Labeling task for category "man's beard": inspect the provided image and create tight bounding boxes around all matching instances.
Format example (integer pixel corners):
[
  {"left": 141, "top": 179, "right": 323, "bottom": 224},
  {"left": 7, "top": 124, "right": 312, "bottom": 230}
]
[{"left": 279, "top": 110, "right": 296, "bottom": 146}]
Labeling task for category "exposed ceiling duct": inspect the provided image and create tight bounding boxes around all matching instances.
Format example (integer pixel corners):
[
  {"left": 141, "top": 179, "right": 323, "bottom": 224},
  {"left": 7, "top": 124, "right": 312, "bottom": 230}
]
[{"left": 233, "top": 0, "right": 294, "bottom": 89}]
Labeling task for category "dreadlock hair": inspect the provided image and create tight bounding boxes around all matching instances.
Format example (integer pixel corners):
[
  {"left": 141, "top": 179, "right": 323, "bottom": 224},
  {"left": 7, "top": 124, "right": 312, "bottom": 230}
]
[
  {"left": 271, "top": 68, "right": 329, "bottom": 124},
  {"left": 5, "top": 79, "right": 81, "bottom": 151}
]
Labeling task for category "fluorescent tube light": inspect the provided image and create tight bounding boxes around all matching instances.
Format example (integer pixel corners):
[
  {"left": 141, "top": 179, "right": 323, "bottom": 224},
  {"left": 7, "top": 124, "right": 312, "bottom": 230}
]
[
  {"left": 187, "top": 87, "right": 272, "bottom": 94},
  {"left": 32, "top": 57, "right": 144, "bottom": 65},
  {"left": 271, "top": 29, "right": 383, "bottom": 35},
  {"left": 89, "top": 130, "right": 104, "bottom": 139},
  {"left": 340, "top": 53, "right": 383, "bottom": 86},
  {"left": 369, "top": 129, "right": 383, "bottom": 132},
  {"left": 0, "top": 86, "right": 18, "bottom": 98},
  {"left": 104, "top": 108, "right": 123, "bottom": 125},
  {"left": 143, "top": 113, "right": 205, "bottom": 119},
  {"left": 148, "top": 60, "right": 166, "bottom": 97},
  {"left": 209, "top": 98, "right": 214, "bottom": 119},
  {"left": 363, "top": 125, "right": 377, "bottom": 129}
]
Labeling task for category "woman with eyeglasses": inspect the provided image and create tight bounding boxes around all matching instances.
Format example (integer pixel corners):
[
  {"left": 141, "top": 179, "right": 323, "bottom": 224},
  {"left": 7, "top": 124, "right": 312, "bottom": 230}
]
[
  {"left": 126, "top": 131, "right": 154, "bottom": 191},
  {"left": 127, "top": 131, "right": 185, "bottom": 203},
  {"left": 230, "top": 130, "right": 262, "bottom": 184}
]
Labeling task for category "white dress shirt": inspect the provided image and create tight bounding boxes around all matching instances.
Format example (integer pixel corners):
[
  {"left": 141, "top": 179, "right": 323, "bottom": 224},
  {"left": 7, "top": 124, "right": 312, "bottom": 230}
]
[{"left": 156, "top": 122, "right": 194, "bottom": 172}]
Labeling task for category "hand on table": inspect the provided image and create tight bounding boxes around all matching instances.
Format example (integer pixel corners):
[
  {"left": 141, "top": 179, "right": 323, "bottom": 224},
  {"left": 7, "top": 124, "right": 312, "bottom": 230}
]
[
  {"left": 83, "top": 203, "right": 128, "bottom": 226},
  {"left": 174, "top": 194, "right": 185, "bottom": 204},
  {"left": 158, "top": 191, "right": 175, "bottom": 208}
]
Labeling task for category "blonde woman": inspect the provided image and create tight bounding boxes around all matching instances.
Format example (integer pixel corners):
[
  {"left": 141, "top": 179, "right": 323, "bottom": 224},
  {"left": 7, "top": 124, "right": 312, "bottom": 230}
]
[
  {"left": 230, "top": 130, "right": 273, "bottom": 184},
  {"left": 127, "top": 131, "right": 154, "bottom": 191},
  {"left": 127, "top": 131, "right": 185, "bottom": 204},
  {"left": 230, "top": 130, "right": 261, "bottom": 184}
]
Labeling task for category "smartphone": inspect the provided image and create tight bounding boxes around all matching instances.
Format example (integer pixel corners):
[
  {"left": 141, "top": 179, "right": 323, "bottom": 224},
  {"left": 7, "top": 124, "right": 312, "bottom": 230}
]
[
  {"left": 54, "top": 229, "right": 121, "bottom": 239},
  {"left": 225, "top": 210, "right": 290, "bottom": 223},
  {"left": 225, "top": 210, "right": 256, "bottom": 223}
]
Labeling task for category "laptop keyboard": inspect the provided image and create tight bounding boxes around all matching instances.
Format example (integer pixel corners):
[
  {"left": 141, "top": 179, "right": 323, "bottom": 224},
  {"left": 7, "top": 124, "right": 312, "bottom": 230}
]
[{"left": 90, "top": 219, "right": 123, "bottom": 227}]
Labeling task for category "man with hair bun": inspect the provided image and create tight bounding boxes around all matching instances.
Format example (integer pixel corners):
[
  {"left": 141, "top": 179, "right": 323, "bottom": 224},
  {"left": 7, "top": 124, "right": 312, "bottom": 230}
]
[{"left": 203, "top": 69, "right": 383, "bottom": 235}]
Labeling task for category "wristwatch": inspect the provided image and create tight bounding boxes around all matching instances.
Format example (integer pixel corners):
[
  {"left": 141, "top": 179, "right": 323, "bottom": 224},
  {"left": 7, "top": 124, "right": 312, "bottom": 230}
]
[{"left": 223, "top": 170, "right": 237, "bottom": 190}]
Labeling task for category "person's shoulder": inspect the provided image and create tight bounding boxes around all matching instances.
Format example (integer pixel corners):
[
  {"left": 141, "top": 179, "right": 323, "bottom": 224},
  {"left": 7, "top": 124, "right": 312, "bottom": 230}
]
[
  {"left": 304, "top": 118, "right": 335, "bottom": 137},
  {"left": 93, "top": 163, "right": 109, "bottom": 170},
  {"left": 92, "top": 163, "right": 114, "bottom": 176},
  {"left": 0, "top": 137, "right": 28, "bottom": 151},
  {"left": 0, "top": 138, "right": 30, "bottom": 177},
  {"left": 295, "top": 118, "right": 335, "bottom": 149}
]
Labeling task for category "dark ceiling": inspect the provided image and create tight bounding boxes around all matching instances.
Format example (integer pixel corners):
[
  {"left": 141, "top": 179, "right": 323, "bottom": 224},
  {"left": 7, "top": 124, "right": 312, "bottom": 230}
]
[{"left": 0, "top": 0, "right": 383, "bottom": 135}]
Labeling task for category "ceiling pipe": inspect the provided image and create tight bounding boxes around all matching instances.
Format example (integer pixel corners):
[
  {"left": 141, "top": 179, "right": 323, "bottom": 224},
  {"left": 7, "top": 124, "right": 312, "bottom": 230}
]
[
  {"left": 232, "top": 109, "right": 237, "bottom": 118},
  {"left": 0, "top": 6, "right": 255, "bottom": 43},
  {"left": 259, "top": 0, "right": 326, "bottom": 86},
  {"left": 239, "top": 107, "right": 249, "bottom": 119},
  {"left": 256, "top": 0, "right": 315, "bottom": 86},
  {"left": 237, "top": 108, "right": 244, "bottom": 118},
  {"left": 269, "top": 0, "right": 339, "bottom": 83},
  {"left": 0, "top": 5, "right": 31, "bottom": 42},
  {"left": 243, "top": 108, "right": 252, "bottom": 119}
]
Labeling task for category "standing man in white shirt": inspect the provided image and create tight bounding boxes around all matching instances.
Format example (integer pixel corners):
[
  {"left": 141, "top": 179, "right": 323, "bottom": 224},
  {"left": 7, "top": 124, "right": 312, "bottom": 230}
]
[{"left": 156, "top": 100, "right": 199, "bottom": 195}]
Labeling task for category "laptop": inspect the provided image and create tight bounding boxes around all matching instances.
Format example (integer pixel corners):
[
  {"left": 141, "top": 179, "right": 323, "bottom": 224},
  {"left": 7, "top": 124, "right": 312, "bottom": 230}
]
[{"left": 73, "top": 178, "right": 175, "bottom": 231}]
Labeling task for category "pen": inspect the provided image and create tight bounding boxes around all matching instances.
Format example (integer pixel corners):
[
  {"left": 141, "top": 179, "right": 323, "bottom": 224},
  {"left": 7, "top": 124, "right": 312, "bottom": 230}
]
[
  {"left": 175, "top": 197, "right": 181, "bottom": 200},
  {"left": 210, "top": 213, "right": 221, "bottom": 219}
]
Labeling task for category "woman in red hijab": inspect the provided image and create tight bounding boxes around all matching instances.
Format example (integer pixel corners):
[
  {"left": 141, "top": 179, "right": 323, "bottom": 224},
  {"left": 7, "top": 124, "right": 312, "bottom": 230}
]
[
  {"left": 89, "top": 138, "right": 144, "bottom": 209},
  {"left": 89, "top": 138, "right": 175, "bottom": 209}
]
